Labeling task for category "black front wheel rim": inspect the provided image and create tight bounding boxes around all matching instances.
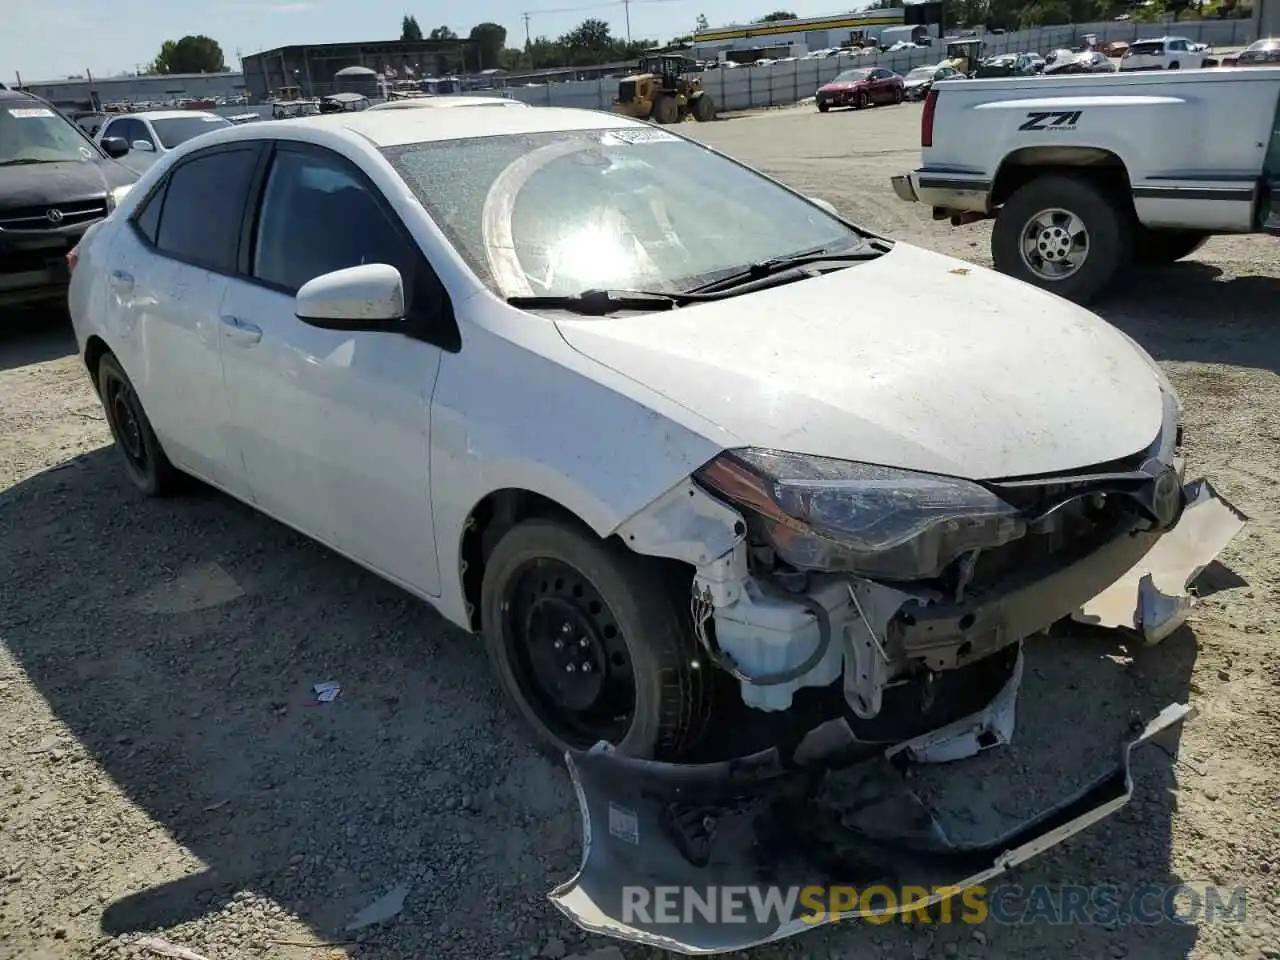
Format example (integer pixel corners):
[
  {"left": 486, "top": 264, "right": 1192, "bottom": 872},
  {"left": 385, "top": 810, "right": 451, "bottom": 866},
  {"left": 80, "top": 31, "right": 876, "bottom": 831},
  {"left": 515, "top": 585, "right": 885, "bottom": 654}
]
[{"left": 503, "top": 558, "right": 636, "bottom": 749}]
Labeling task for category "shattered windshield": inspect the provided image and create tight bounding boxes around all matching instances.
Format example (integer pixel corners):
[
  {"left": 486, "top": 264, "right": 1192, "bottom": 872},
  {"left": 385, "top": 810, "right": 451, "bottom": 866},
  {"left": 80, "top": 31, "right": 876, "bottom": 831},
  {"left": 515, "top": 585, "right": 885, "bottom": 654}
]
[
  {"left": 382, "top": 128, "right": 862, "bottom": 299},
  {"left": 0, "top": 103, "right": 98, "bottom": 165},
  {"left": 151, "top": 115, "right": 233, "bottom": 149}
]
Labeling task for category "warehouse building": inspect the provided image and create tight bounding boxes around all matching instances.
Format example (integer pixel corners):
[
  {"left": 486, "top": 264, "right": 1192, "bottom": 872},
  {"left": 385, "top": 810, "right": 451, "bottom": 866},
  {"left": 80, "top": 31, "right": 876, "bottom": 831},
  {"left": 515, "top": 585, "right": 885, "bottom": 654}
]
[
  {"left": 16, "top": 72, "right": 247, "bottom": 111},
  {"left": 240, "top": 38, "right": 473, "bottom": 101},
  {"left": 692, "top": 8, "right": 906, "bottom": 58}
]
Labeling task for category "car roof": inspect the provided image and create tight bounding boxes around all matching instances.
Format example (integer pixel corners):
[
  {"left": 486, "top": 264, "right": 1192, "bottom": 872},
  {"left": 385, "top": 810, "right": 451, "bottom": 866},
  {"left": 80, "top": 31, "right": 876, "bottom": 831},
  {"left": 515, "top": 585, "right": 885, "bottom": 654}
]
[
  {"left": 198, "top": 104, "right": 650, "bottom": 148},
  {"left": 366, "top": 96, "right": 527, "bottom": 111},
  {"left": 115, "top": 110, "right": 224, "bottom": 121},
  {"left": 0, "top": 88, "right": 39, "bottom": 102}
]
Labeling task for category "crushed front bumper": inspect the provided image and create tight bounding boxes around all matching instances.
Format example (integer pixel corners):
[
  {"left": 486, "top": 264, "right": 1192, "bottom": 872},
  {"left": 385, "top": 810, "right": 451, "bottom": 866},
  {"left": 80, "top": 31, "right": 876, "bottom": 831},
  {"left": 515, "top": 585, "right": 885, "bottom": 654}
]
[{"left": 550, "top": 702, "right": 1194, "bottom": 955}]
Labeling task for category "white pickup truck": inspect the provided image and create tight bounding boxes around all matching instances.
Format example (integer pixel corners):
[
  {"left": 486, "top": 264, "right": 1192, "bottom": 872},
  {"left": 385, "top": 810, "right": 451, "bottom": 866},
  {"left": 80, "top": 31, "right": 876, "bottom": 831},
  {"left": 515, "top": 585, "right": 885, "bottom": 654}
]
[{"left": 891, "top": 67, "right": 1280, "bottom": 302}]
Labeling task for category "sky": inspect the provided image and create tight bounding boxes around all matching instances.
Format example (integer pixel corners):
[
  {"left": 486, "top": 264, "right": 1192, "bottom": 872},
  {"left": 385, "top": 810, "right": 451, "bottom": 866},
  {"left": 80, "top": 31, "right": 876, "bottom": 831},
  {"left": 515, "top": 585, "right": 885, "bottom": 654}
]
[{"left": 3, "top": 0, "right": 868, "bottom": 83}]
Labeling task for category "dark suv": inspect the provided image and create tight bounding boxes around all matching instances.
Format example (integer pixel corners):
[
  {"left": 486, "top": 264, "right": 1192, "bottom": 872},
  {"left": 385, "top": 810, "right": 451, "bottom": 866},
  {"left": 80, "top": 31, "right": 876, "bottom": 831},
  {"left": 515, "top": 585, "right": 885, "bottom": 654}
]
[{"left": 0, "top": 88, "right": 138, "bottom": 310}]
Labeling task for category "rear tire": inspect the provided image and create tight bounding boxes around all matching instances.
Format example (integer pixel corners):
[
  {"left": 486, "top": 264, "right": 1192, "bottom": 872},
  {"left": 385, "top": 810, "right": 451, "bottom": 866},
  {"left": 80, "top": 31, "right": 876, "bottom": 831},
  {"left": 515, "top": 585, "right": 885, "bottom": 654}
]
[
  {"left": 97, "top": 352, "right": 179, "bottom": 497},
  {"left": 1133, "top": 227, "right": 1209, "bottom": 265},
  {"left": 480, "top": 517, "right": 711, "bottom": 761},
  {"left": 992, "top": 173, "right": 1132, "bottom": 304}
]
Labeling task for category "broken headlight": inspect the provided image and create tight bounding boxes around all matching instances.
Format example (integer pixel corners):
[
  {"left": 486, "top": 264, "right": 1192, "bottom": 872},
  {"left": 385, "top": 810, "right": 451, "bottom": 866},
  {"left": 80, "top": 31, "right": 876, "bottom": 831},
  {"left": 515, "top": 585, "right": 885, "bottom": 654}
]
[{"left": 695, "top": 448, "right": 1027, "bottom": 581}]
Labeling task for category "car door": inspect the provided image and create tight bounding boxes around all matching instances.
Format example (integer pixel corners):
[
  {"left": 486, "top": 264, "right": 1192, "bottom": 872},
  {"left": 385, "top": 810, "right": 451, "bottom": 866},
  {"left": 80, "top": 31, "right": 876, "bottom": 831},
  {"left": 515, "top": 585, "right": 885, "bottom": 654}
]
[
  {"left": 104, "top": 142, "right": 262, "bottom": 496},
  {"left": 218, "top": 141, "right": 448, "bottom": 595}
]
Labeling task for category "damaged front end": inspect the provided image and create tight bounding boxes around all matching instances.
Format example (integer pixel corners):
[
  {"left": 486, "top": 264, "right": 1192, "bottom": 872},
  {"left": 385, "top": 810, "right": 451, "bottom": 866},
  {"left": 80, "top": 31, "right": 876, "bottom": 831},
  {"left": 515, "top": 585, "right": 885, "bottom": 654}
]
[
  {"left": 551, "top": 702, "right": 1194, "bottom": 954},
  {"left": 549, "top": 423, "right": 1246, "bottom": 953}
]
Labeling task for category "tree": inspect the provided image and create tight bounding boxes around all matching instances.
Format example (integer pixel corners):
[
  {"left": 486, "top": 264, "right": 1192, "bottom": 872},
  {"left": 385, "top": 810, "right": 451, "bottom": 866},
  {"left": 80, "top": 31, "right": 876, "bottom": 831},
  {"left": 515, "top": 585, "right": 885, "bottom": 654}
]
[
  {"left": 150, "top": 35, "right": 227, "bottom": 74},
  {"left": 561, "top": 17, "right": 612, "bottom": 53},
  {"left": 401, "top": 15, "right": 423, "bottom": 41},
  {"left": 695, "top": 13, "right": 710, "bottom": 31},
  {"left": 468, "top": 22, "right": 507, "bottom": 70},
  {"left": 429, "top": 25, "right": 457, "bottom": 40},
  {"left": 753, "top": 10, "right": 798, "bottom": 21}
]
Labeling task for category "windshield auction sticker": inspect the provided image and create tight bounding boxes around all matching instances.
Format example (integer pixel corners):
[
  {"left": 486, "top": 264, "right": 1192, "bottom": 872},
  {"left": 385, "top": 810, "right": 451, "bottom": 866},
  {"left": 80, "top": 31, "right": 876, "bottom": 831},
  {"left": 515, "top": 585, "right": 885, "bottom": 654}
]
[
  {"left": 599, "top": 129, "right": 681, "bottom": 146},
  {"left": 8, "top": 108, "right": 56, "bottom": 118}
]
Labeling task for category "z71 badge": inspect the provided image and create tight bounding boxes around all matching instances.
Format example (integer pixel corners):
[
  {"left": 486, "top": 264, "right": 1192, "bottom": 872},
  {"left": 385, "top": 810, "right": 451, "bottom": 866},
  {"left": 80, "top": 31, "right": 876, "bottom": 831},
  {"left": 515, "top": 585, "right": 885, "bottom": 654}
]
[{"left": 1018, "top": 110, "right": 1082, "bottom": 131}]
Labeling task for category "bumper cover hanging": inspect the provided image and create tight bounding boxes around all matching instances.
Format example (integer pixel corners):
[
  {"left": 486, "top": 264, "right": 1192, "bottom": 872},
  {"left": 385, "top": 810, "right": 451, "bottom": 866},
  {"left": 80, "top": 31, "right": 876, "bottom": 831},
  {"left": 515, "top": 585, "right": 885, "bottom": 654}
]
[{"left": 549, "top": 703, "right": 1194, "bottom": 955}]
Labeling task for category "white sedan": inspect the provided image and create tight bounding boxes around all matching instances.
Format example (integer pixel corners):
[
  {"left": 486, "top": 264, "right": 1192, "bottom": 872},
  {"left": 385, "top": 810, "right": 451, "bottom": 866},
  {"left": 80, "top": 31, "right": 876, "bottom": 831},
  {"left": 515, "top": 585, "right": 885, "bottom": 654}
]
[
  {"left": 67, "top": 103, "right": 1243, "bottom": 947},
  {"left": 68, "top": 111, "right": 1241, "bottom": 927},
  {"left": 94, "top": 109, "right": 233, "bottom": 174}
]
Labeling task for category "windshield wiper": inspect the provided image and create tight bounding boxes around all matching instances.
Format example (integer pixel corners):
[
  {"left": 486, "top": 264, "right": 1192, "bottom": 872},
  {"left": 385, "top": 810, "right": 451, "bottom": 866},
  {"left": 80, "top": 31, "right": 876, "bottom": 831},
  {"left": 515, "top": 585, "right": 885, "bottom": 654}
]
[
  {"left": 689, "top": 239, "right": 892, "bottom": 294},
  {"left": 507, "top": 288, "right": 715, "bottom": 316},
  {"left": 0, "top": 158, "right": 55, "bottom": 167}
]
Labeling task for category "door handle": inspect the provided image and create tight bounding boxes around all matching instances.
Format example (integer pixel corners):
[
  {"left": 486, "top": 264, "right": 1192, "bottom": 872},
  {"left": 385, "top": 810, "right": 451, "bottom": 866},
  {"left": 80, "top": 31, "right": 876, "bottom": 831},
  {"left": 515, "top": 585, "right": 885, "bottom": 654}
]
[
  {"left": 220, "top": 314, "right": 262, "bottom": 346},
  {"left": 109, "top": 269, "right": 134, "bottom": 291}
]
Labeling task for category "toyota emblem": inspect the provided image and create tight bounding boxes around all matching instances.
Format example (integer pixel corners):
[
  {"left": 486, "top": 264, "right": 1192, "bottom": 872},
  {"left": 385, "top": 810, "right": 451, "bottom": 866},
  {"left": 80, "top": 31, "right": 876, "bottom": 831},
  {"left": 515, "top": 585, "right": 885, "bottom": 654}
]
[{"left": 46, "top": 208, "right": 64, "bottom": 224}]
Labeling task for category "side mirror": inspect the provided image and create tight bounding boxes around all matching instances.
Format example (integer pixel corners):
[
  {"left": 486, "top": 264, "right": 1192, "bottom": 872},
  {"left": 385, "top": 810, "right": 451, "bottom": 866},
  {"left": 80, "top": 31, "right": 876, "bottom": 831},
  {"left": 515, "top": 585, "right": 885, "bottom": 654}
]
[
  {"left": 100, "top": 136, "right": 129, "bottom": 158},
  {"left": 296, "top": 263, "right": 405, "bottom": 329},
  {"left": 132, "top": 140, "right": 156, "bottom": 152},
  {"left": 807, "top": 196, "right": 840, "bottom": 217}
]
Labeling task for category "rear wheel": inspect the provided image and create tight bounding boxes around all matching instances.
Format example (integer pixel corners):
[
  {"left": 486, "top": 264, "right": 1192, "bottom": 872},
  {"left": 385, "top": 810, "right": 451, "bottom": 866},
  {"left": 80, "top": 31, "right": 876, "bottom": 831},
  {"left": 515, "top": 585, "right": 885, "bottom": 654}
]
[
  {"left": 652, "top": 95, "right": 679, "bottom": 124},
  {"left": 1133, "top": 227, "right": 1210, "bottom": 265},
  {"left": 891, "top": 86, "right": 903, "bottom": 104},
  {"left": 992, "top": 173, "right": 1132, "bottom": 304},
  {"left": 480, "top": 517, "right": 711, "bottom": 760},
  {"left": 97, "top": 352, "right": 179, "bottom": 497}
]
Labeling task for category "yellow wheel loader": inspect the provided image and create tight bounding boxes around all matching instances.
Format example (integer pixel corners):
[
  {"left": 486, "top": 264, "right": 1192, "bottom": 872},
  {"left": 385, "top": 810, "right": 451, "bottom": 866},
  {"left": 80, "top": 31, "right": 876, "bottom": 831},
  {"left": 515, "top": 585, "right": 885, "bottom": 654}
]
[{"left": 612, "top": 55, "right": 716, "bottom": 124}]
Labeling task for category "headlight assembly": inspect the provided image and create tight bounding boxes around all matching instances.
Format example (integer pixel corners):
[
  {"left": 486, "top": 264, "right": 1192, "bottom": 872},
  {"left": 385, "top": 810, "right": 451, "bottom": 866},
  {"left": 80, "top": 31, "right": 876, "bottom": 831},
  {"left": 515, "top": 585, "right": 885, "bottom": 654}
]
[{"left": 694, "top": 448, "right": 1027, "bottom": 581}]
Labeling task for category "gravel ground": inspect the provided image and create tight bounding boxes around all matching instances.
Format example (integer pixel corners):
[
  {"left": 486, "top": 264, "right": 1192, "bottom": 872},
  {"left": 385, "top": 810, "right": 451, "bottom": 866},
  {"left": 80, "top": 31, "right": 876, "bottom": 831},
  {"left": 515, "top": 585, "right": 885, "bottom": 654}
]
[{"left": 2, "top": 103, "right": 1279, "bottom": 960}]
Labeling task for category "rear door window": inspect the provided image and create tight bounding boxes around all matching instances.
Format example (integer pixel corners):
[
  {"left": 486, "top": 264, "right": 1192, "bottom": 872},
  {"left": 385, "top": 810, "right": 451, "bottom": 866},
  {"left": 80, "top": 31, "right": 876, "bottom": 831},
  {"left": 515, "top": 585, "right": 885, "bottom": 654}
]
[{"left": 153, "top": 146, "right": 260, "bottom": 273}]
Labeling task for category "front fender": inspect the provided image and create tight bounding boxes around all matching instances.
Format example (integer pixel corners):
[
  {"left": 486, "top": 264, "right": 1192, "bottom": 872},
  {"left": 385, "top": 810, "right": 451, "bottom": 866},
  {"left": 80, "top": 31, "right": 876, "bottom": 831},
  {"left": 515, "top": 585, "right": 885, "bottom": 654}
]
[{"left": 427, "top": 318, "right": 735, "bottom": 628}]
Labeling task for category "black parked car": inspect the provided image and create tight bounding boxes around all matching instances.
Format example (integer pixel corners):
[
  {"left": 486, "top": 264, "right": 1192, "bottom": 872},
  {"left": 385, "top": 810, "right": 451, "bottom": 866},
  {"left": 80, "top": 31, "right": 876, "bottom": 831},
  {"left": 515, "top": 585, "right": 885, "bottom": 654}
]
[
  {"left": 901, "top": 64, "right": 964, "bottom": 101},
  {"left": 0, "top": 88, "right": 137, "bottom": 311},
  {"left": 975, "top": 52, "right": 1039, "bottom": 78}
]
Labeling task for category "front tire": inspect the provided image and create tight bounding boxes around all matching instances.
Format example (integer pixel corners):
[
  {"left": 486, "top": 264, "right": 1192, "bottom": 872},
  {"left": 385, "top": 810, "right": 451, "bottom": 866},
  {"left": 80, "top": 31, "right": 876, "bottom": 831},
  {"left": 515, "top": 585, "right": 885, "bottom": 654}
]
[
  {"left": 1133, "top": 227, "right": 1209, "bottom": 265},
  {"left": 652, "top": 95, "right": 679, "bottom": 124},
  {"left": 855, "top": 90, "right": 870, "bottom": 109},
  {"left": 97, "top": 352, "right": 179, "bottom": 497},
  {"left": 693, "top": 93, "right": 715, "bottom": 122},
  {"left": 992, "top": 174, "right": 1132, "bottom": 304},
  {"left": 480, "top": 517, "right": 711, "bottom": 761},
  {"left": 817, "top": 101, "right": 830, "bottom": 113}
]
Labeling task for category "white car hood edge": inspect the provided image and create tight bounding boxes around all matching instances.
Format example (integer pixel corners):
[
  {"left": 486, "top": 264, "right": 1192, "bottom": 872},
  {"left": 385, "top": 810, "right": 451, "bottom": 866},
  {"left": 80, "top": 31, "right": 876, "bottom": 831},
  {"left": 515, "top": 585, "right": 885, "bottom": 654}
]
[{"left": 554, "top": 243, "right": 1165, "bottom": 481}]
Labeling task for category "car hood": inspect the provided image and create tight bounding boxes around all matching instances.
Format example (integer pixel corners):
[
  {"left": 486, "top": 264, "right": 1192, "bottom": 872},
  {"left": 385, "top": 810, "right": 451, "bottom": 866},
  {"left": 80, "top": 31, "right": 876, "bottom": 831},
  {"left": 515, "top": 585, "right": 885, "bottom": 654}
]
[
  {"left": 554, "top": 243, "right": 1165, "bottom": 481},
  {"left": 904, "top": 77, "right": 931, "bottom": 86},
  {"left": 819, "top": 81, "right": 861, "bottom": 91},
  {"left": 0, "top": 158, "right": 136, "bottom": 207}
]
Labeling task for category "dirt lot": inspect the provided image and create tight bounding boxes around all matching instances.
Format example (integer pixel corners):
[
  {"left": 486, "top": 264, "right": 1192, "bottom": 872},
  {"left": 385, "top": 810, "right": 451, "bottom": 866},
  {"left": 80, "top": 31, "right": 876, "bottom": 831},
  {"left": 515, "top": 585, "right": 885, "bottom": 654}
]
[{"left": 2, "top": 103, "right": 1279, "bottom": 960}]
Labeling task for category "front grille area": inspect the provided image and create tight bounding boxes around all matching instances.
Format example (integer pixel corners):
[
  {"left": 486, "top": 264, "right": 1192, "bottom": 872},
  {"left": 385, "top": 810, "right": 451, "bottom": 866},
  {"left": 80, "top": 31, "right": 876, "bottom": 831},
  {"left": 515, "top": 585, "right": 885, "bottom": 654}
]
[
  {"left": 0, "top": 247, "right": 69, "bottom": 277},
  {"left": 618, "top": 80, "right": 637, "bottom": 102},
  {"left": 0, "top": 199, "right": 108, "bottom": 232}
]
